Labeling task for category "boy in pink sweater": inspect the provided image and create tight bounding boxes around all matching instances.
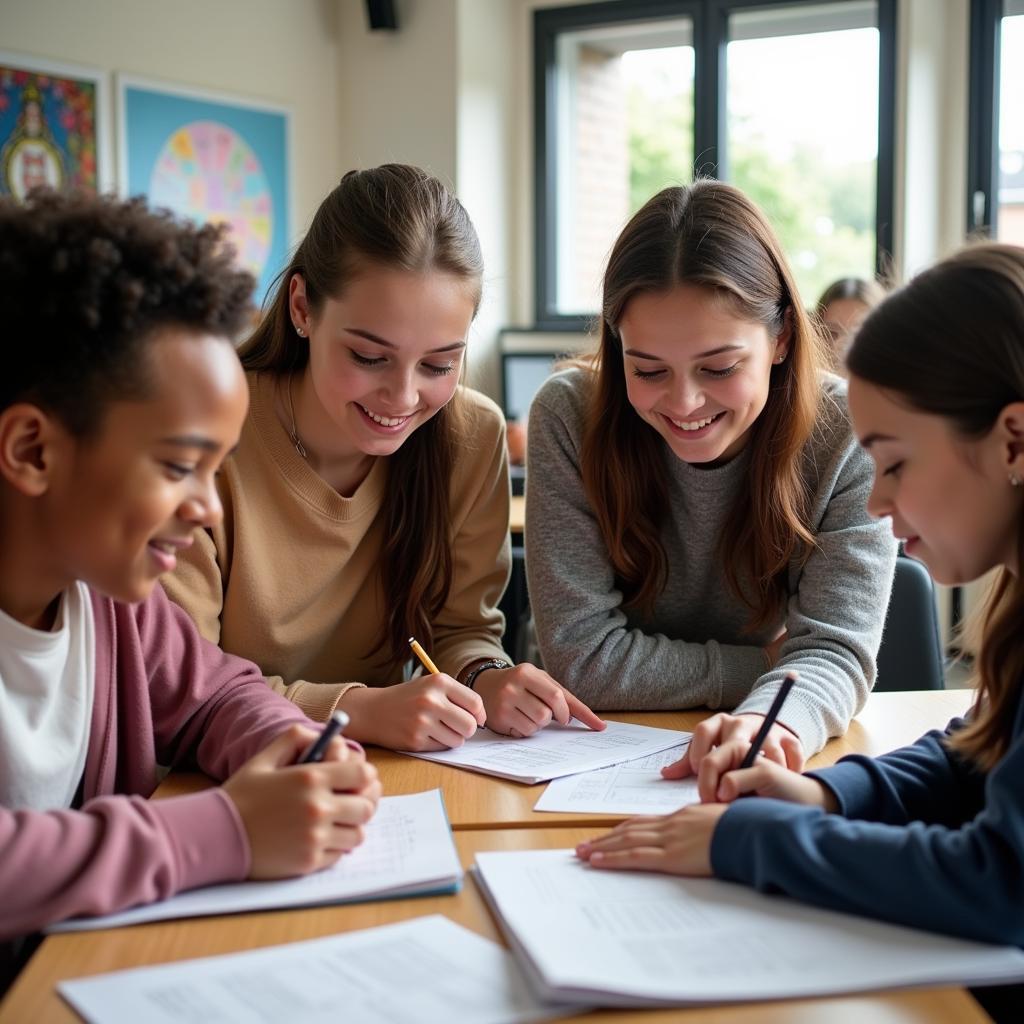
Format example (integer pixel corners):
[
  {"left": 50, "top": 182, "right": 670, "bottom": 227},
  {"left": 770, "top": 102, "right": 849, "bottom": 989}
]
[{"left": 0, "top": 191, "right": 381, "bottom": 958}]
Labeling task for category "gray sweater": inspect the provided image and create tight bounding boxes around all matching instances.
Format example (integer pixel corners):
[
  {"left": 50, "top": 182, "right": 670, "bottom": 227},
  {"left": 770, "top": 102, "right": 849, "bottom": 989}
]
[{"left": 525, "top": 368, "right": 897, "bottom": 755}]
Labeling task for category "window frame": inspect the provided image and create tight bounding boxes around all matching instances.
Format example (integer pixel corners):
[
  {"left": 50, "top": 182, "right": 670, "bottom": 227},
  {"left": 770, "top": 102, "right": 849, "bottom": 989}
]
[
  {"left": 966, "top": 0, "right": 1024, "bottom": 234},
  {"left": 533, "top": 0, "right": 897, "bottom": 330}
]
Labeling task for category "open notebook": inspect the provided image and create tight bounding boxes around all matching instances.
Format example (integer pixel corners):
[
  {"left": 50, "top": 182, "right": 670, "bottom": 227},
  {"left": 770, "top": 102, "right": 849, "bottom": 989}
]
[
  {"left": 474, "top": 849, "right": 1024, "bottom": 1006},
  {"left": 49, "top": 790, "right": 460, "bottom": 932}
]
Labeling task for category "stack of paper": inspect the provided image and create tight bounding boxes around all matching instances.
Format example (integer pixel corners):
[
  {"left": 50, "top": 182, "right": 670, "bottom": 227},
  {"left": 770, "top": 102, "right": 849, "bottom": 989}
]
[
  {"left": 59, "top": 916, "right": 563, "bottom": 1024},
  {"left": 50, "top": 790, "right": 460, "bottom": 932},
  {"left": 404, "top": 719, "right": 685, "bottom": 784},
  {"left": 534, "top": 743, "right": 697, "bottom": 814},
  {"left": 474, "top": 849, "right": 1024, "bottom": 1006}
]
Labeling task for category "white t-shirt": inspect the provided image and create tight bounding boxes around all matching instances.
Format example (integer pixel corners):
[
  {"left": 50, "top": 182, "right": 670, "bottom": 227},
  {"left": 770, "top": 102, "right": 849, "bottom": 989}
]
[{"left": 0, "top": 582, "right": 95, "bottom": 811}]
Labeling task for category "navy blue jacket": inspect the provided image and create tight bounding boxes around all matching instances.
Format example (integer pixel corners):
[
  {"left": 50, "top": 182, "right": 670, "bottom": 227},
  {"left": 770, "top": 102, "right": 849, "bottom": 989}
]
[{"left": 712, "top": 697, "right": 1024, "bottom": 946}]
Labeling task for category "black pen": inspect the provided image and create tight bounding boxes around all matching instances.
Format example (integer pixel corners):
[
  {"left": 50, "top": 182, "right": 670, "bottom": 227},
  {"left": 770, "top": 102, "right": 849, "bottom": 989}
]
[
  {"left": 739, "top": 670, "right": 798, "bottom": 769},
  {"left": 299, "top": 709, "right": 350, "bottom": 764}
]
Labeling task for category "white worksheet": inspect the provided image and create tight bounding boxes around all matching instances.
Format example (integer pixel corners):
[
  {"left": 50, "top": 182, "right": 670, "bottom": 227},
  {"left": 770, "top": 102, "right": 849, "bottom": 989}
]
[
  {"left": 534, "top": 743, "right": 697, "bottom": 815},
  {"left": 404, "top": 720, "right": 686, "bottom": 784},
  {"left": 50, "top": 791, "right": 460, "bottom": 933},
  {"left": 58, "top": 915, "right": 564, "bottom": 1024},
  {"left": 473, "top": 850, "right": 1024, "bottom": 1006}
]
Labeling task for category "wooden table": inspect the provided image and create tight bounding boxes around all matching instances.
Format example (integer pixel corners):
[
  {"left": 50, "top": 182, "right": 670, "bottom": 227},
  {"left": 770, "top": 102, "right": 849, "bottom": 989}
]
[
  {"left": 0, "top": 825, "right": 989, "bottom": 1024},
  {"left": 139, "top": 690, "right": 975, "bottom": 829},
  {"left": 367, "top": 690, "right": 973, "bottom": 830}
]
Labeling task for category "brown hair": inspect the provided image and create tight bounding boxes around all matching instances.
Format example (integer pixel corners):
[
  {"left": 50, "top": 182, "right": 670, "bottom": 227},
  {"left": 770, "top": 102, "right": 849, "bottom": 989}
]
[
  {"left": 581, "top": 180, "right": 827, "bottom": 629},
  {"left": 847, "top": 242, "right": 1024, "bottom": 770},
  {"left": 238, "top": 165, "right": 484, "bottom": 665},
  {"left": 816, "top": 275, "right": 886, "bottom": 314}
]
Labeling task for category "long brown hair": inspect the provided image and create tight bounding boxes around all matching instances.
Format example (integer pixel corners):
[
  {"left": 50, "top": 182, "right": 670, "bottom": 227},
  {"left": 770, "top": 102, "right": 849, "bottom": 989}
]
[
  {"left": 581, "top": 180, "right": 825, "bottom": 629},
  {"left": 847, "top": 243, "right": 1024, "bottom": 770},
  {"left": 238, "top": 164, "right": 483, "bottom": 664}
]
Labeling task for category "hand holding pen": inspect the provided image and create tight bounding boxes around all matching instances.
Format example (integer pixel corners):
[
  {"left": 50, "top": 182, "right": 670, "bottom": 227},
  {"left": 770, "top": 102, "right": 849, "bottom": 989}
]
[
  {"left": 222, "top": 711, "right": 381, "bottom": 881},
  {"left": 299, "top": 709, "right": 351, "bottom": 763}
]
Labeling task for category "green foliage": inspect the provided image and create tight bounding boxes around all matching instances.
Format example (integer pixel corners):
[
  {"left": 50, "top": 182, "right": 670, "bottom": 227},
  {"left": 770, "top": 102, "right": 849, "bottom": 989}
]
[
  {"left": 627, "top": 80, "right": 694, "bottom": 213},
  {"left": 625, "top": 95, "right": 876, "bottom": 303}
]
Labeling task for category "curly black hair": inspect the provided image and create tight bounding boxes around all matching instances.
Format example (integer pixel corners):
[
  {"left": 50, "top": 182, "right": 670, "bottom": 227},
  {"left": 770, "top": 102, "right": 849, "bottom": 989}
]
[{"left": 0, "top": 189, "right": 255, "bottom": 435}]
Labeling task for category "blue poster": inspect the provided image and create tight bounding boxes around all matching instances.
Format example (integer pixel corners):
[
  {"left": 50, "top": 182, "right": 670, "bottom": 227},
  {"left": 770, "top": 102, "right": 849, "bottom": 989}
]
[{"left": 122, "top": 82, "right": 289, "bottom": 303}]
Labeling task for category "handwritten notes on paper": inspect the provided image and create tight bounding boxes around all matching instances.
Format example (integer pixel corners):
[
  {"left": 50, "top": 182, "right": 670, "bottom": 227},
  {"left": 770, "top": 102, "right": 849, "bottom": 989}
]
[
  {"left": 404, "top": 720, "right": 686, "bottom": 784},
  {"left": 50, "top": 791, "right": 460, "bottom": 932}
]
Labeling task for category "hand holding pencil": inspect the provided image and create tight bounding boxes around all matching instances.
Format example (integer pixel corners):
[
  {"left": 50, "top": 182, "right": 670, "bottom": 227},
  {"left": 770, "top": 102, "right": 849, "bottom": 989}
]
[{"left": 410, "top": 637, "right": 604, "bottom": 739}]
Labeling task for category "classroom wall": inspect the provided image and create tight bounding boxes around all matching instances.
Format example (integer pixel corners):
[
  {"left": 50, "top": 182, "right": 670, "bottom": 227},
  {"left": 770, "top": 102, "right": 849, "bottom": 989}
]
[
  {"left": 1, "top": 0, "right": 345, "bottom": 257},
  {"left": 334, "top": 0, "right": 515, "bottom": 398}
]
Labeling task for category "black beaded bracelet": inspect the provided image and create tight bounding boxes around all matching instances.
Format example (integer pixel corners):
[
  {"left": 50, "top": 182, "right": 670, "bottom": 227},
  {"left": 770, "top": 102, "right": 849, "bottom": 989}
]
[{"left": 463, "top": 658, "right": 512, "bottom": 690}]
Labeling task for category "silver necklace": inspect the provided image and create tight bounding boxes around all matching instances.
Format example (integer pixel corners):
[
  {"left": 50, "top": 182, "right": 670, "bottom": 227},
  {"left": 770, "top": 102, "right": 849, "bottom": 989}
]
[{"left": 286, "top": 375, "right": 308, "bottom": 460}]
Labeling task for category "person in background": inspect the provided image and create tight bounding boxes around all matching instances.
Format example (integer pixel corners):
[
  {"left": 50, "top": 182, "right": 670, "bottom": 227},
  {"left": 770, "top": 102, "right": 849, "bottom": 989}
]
[
  {"left": 578, "top": 241, "right": 1024, "bottom": 1023},
  {"left": 164, "top": 165, "right": 602, "bottom": 751},
  {"left": 816, "top": 275, "right": 885, "bottom": 370},
  {"left": 526, "top": 180, "right": 896, "bottom": 783},
  {"left": 0, "top": 190, "right": 380, "bottom": 957}
]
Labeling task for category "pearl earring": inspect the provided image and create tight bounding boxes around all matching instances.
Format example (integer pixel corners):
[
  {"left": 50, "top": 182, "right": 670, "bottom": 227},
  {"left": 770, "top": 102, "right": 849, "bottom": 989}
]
[
  {"left": 295, "top": 325, "right": 306, "bottom": 338},
  {"left": 1010, "top": 472, "right": 1023, "bottom": 487}
]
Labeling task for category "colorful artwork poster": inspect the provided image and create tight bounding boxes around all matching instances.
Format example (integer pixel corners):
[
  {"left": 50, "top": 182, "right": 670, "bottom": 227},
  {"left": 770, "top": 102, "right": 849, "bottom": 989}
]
[
  {"left": 0, "top": 62, "right": 99, "bottom": 198},
  {"left": 122, "top": 82, "right": 288, "bottom": 303}
]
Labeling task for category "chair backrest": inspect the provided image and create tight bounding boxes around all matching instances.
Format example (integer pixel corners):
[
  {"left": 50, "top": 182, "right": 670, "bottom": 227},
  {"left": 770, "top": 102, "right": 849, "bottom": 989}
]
[{"left": 874, "top": 555, "right": 945, "bottom": 691}]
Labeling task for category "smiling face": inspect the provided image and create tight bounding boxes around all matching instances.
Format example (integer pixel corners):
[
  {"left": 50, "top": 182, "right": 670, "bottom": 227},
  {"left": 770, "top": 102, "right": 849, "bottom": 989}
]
[
  {"left": 39, "top": 330, "right": 248, "bottom": 607},
  {"left": 848, "top": 375, "right": 1024, "bottom": 584},
  {"left": 290, "top": 266, "right": 476, "bottom": 466},
  {"left": 618, "top": 283, "right": 790, "bottom": 465}
]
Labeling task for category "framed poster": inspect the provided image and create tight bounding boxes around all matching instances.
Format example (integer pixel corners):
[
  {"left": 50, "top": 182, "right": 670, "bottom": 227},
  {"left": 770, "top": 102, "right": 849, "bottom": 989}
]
[
  {"left": 117, "top": 75, "right": 291, "bottom": 303},
  {"left": 0, "top": 52, "right": 111, "bottom": 198}
]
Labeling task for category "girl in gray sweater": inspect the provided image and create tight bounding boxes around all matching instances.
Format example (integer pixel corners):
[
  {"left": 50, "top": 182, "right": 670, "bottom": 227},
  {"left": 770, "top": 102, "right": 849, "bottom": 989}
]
[{"left": 526, "top": 181, "right": 896, "bottom": 774}]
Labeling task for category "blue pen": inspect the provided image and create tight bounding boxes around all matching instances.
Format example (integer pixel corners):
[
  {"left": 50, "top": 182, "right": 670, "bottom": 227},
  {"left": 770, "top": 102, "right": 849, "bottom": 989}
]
[{"left": 299, "top": 710, "right": 350, "bottom": 764}]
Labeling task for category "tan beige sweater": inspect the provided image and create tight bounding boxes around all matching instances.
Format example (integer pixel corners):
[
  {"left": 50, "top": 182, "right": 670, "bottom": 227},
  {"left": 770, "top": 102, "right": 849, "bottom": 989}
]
[{"left": 163, "top": 372, "right": 512, "bottom": 721}]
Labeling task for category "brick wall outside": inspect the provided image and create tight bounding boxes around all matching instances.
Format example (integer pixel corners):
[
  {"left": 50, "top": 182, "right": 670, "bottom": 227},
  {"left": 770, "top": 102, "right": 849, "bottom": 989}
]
[{"left": 568, "top": 45, "right": 629, "bottom": 313}]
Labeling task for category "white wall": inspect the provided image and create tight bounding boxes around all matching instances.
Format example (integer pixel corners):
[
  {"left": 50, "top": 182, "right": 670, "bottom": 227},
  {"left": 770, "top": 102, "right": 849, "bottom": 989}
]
[
  {"left": 334, "top": 0, "right": 517, "bottom": 397},
  {"left": 335, "top": 0, "right": 458, "bottom": 182},
  {"left": 1, "top": 0, "right": 345, "bottom": 244},
  {"left": 895, "top": 0, "right": 970, "bottom": 278}
]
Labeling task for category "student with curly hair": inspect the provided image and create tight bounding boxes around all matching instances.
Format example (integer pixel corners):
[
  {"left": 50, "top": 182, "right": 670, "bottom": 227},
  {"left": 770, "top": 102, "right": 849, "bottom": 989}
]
[{"left": 0, "top": 190, "right": 380, "bottom": 958}]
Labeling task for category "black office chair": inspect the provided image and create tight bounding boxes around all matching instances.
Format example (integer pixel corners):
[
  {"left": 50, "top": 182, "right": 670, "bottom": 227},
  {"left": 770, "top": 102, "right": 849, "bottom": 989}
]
[{"left": 874, "top": 554, "right": 945, "bottom": 691}]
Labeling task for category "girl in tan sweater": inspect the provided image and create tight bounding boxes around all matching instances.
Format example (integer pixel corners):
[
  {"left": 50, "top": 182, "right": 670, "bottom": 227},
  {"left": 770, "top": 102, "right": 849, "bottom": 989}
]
[{"left": 165, "top": 164, "right": 601, "bottom": 751}]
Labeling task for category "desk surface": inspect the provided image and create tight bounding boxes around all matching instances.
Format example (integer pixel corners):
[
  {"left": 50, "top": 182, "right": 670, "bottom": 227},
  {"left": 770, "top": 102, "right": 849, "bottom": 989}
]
[
  {"left": 145, "top": 690, "right": 974, "bottom": 829},
  {"left": 0, "top": 825, "right": 988, "bottom": 1024},
  {"left": 370, "top": 689, "right": 974, "bottom": 830}
]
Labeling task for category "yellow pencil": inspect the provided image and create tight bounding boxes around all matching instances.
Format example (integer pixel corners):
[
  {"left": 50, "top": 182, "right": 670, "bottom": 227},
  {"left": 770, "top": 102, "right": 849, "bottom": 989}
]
[{"left": 408, "top": 636, "right": 440, "bottom": 675}]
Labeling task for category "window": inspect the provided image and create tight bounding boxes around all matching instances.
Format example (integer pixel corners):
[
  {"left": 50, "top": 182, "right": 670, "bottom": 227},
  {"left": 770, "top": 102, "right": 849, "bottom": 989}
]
[
  {"left": 968, "top": 0, "right": 1024, "bottom": 240},
  {"left": 534, "top": 0, "right": 896, "bottom": 328}
]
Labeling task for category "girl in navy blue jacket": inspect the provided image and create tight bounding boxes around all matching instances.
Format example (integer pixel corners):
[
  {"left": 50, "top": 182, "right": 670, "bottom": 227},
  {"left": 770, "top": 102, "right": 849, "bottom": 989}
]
[{"left": 578, "top": 243, "right": 1024, "bottom": 981}]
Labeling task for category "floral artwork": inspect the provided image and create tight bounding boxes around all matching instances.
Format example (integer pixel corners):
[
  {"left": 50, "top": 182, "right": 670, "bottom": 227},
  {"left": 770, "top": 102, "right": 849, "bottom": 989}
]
[{"left": 0, "top": 60, "right": 101, "bottom": 198}]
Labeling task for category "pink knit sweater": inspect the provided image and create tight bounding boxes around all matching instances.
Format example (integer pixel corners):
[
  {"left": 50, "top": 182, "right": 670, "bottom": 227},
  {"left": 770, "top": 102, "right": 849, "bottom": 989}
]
[{"left": 0, "top": 583, "right": 311, "bottom": 939}]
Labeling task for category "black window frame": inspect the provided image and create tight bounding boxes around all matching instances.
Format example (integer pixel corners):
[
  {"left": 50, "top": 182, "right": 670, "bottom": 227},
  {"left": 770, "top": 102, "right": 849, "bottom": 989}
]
[
  {"left": 533, "top": 0, "right": 898, "bottom": 331},
  {"left": 967, "top": 0, "right": 1014, "bottom": 235}
]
